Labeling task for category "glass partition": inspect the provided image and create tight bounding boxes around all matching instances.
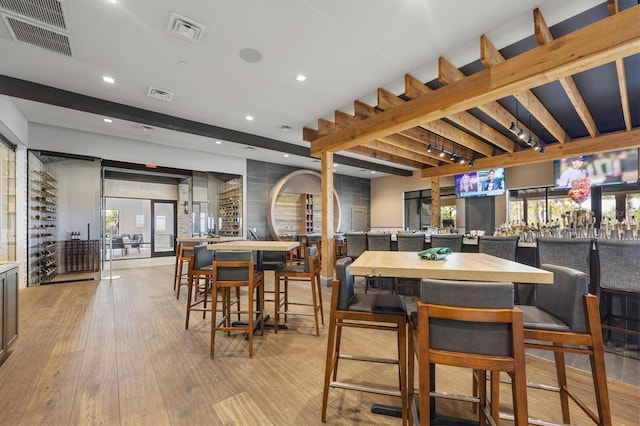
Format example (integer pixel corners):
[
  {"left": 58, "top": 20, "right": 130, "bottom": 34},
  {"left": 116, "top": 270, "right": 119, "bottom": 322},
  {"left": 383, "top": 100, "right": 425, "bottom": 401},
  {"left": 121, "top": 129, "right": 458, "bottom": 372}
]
[{"left": 0, "top": 138, "right": 16, "bottom": 262}]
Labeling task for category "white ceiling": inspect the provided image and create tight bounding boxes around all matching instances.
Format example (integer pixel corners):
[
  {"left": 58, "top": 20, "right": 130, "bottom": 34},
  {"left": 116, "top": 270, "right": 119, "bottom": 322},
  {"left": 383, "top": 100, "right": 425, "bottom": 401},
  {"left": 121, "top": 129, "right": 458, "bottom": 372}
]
[{"left": 0, "top": 0, "right": 603, "bottom": 177}]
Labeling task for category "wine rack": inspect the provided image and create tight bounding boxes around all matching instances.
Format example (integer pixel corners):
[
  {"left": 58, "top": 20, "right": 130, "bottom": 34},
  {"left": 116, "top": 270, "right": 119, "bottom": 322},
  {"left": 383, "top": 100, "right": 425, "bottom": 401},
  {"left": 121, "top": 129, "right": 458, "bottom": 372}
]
[
  {"left": 63, "top": 240, "right": 100, "bottom": 273},
  {"left": 218, "top": 179, "right": 242, "bottom": 237},
  {"left": 29, "top": 164, "right": 58, "bottom": 285},
  {"left": 304, "top": 193, "right": 314, "bottom": 233}
]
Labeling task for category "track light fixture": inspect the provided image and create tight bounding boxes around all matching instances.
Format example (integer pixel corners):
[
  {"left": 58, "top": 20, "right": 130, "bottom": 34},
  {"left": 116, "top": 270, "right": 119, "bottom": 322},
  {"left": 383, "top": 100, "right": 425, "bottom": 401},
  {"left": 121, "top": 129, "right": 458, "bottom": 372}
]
[
  {"left": 427, "top": 137, "right": 471, "bottom": 165},
  {"left": 509, "top": 100, "right": 545, "bottom": 154},
  {"left": 468, "top": 159, "right": 474, "bottom": 167},
  {"left": 427, "top": 144, "right": 432, "bottom": 153}
]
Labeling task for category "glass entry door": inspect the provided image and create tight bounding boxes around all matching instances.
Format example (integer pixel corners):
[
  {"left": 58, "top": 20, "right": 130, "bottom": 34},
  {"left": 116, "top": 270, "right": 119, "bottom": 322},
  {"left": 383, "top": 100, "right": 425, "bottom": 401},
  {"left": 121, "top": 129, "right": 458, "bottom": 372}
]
[{"left": 151, "top": 200, "right": 176, "bottom": 257}]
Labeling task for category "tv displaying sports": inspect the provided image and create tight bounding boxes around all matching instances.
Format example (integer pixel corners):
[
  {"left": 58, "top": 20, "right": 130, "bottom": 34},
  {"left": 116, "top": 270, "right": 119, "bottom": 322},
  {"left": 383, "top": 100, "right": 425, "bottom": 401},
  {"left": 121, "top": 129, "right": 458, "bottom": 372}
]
[
  {"left": 455, "top": 168, "right": 505, "bottom": 198},
  {"left": 553, "top": 148, "right": 639, "bottom": 189}
]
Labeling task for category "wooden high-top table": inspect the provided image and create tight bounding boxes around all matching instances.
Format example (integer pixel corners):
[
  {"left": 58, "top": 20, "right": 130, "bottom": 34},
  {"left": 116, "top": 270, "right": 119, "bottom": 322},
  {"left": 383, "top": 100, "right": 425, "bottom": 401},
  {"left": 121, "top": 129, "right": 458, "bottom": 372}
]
[
  {"left": 350, "top": 251, "right": 553, "bottom": 284},
  {"left": 350, "top": 250, "right": 552, "bottom": 423},
  {"left": 208, "top": 240, "right": 300, "bottom": 270}
]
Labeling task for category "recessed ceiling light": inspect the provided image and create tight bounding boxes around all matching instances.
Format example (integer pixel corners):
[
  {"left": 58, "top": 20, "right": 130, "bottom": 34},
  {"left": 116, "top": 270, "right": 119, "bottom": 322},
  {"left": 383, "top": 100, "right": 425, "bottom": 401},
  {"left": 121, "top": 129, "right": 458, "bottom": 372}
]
[
  {"left": 103, "top": 118, "right": 112, "bottom": 123},
  {"left": 244, "top": 146, "right": 256, "bottom": 151},
  {"left": 215, "top": 140, "right": 222, "bottom": 145},
  {"left": 178, "top": 60, "right": 188, "bottom": 67},
  {"left": 102, "top": 76, "right": 115, "bottom": 84},
  {"left": 108, "top": 0, "right": 117, "bottom": 4},
  {"left": 296, "top": 74, "right": 307, "bottom": 82},
  {"left": 371, "top": 171, "right": 376, "bottom": 174},
  {"left": 245, "top": 115, "right": 254, "bottom": 121},
  {"left": 283, "top": 154, "right": 289, "bottom": 158},
  {"left": 333, "top": 163, "right": 338, "bottom": 167}
]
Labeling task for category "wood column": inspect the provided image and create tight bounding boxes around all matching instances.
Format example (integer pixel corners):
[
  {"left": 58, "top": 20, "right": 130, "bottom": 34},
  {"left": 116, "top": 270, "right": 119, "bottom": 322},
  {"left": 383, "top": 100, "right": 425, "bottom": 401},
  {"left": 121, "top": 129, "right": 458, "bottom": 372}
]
[
  {"left": 431, "top": 176, "right": 440, "bottom": 228},
  {"left": 320, "top": 151, "right": 334, "bottom": 285}
]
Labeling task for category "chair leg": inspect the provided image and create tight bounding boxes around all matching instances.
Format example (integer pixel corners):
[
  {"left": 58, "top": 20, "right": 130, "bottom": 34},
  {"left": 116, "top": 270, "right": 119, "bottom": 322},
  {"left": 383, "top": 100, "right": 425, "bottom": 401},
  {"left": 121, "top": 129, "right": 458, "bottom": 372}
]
[
  {"left": 210, "top": 283, "right": 219, "bottom": 358},
  {"left": 185, "top": 274, "right": 195, "bottom": 329},
  {"left": 553, "top": 348, "right": 571, "bottom": 424},
  {"left": 310, "top": 276, "right": 320, "bottom": 336},
  {"left": 322, "top": 309, "right": 338, "bottom": 422},
  {"left": 408, "top": 332, "right": 416, "bottom": 425},
  {"left": 586, "top": 296, "right": 613, "bottom": 426},
  {"left": 316, "top": 274, "right": 324, "bottom": 325},
  {"left": 398, "top": 320, "right": 408, "bottom": 426},
  {"left": 477, "top": 370, "right": 487, "bottom": 426},
  {"left": 490, "top": 371, "right": 500, "bottom": 422},
  {"left": 248, "top": 283, "right": 254, "bottom": 358},
  {"left": 274, "top": 274, "right": 281, "bottom": 333}
]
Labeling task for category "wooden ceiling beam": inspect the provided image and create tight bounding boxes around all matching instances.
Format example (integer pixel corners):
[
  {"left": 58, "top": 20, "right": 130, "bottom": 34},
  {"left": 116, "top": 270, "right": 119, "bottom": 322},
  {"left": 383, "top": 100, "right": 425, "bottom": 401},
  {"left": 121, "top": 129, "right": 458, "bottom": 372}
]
[
  {"left": 347, "top": 145, "right": 425, "bottom": 169},
  {"left": 421, "top": 128, "right": 640, "bottom": 178},
  {"left": 309, "top": 6, "right": 639, "bottom": 156},
  {"left": 607, "top": 0, "right": 632, "bottom": 131},
  {"left": 334, "top": 110, "right": 440, "bottom": 166},
  {"left": 438, "top": 56, "right": 546, "bottom": 145},
  {"left": 480, "top": 35, "right": 569, "bottom": 144},
  {"left": 377, "top": 88, "right": 492, "bottom": 157},
  {"left": 404, "top": 74, "right": 515, "bottom": 153},
  {"left": 352, "top": 101, "right": 445, "bottom": 165},
  {"left": 534, "top": 8, "right": 599, "bottom": 138}
]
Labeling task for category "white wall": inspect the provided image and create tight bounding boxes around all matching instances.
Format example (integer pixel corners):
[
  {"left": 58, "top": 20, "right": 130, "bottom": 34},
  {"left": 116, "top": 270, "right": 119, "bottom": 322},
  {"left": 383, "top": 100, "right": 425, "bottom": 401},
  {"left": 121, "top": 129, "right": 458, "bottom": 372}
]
[
  {"left": 28, "top": 123, "right": 246, "bottom": 176},
  {"left": 372, "top": 161, "right": 557, "bottom": 230},
  {"left": 0, "top": 96, "right": 28, "bottom": 147}
]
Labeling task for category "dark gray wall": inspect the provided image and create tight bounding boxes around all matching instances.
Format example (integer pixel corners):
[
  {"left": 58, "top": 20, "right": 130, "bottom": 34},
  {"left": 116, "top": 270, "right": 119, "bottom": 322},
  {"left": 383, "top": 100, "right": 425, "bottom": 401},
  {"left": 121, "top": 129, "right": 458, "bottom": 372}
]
[{"left": 246, "top": 160, "right": 370, "bottom": 240}]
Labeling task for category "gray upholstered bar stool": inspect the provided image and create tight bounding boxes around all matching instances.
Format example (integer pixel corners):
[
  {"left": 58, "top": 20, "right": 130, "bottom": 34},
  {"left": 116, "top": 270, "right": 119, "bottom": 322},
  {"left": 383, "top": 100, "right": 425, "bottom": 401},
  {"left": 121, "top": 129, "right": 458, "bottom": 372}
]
[
  {"left": 595, "top": 239, "right": 640, "bottom": 341},
  {"left": 536, "top": 237, "right": 593, "bottom": 285},
  {"left": 394, "top": 232, "right": 425, "bottom": 295},
  {"left": 429, "top": 233, "right": 463, "bottom": 252},
  {"left": 322, "top": 257, "right": 408, "bottom": 424},
  {"left": 345, "top": 231, "right": 367, "bottom": 259},
  {"left": 365, "top": 232, "right": 392, "bottom": 293},
  {"left": 478, "top": 235, "right": 524, "bottom": 302}
]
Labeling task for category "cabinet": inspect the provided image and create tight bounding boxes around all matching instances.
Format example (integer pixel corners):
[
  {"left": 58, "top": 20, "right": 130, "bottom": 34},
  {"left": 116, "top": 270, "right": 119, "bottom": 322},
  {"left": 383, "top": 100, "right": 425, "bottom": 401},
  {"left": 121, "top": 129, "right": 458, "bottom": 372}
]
[
  {"left": 0, "top": 264, "right": 18, "bottom": 364},
  {"left": 218, "top": 180, "right": 242, "bottom": 237},
  {"left": 63, "top": 240, "right": 100, "bottom": 273},
  {"left": 29, "top": 166, "right": 58, "bottom": 285}
]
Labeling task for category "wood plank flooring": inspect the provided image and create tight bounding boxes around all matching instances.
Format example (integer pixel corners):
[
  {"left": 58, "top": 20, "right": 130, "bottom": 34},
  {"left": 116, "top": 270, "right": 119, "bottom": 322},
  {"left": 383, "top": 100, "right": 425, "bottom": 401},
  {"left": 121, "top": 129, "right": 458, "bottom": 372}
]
[{"left": 0, "top": 263, "right": 638, "bottom": 425}]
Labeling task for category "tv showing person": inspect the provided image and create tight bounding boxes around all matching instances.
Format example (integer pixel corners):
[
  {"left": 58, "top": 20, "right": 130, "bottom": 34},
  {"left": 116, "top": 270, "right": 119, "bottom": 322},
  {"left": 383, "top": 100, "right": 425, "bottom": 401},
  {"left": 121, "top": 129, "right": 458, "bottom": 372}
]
[
  {"left": 557, "top": 156, "right": 588, "bottom": 188},
  {"left": 481, "top": 169, "right": 503, "bottom": 191},
  {"left": 457, "top": 172, "right": 477, "bottom": 195}
]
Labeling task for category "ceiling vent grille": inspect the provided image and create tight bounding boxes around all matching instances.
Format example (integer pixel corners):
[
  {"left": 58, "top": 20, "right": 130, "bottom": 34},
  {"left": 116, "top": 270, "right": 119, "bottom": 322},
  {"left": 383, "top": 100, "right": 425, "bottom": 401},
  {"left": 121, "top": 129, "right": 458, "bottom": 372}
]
[
  {"left": 138, "top": 124, "right": 156, "bottom": 134},
  {"left": 0, "top": 0, "right": 67, "bottom": 30},
  {"left": 167, "top": 12, "right": 205, "bottom": 43},
  {"left": 2, "top": 14, "right": 71, "bottom": 56},
  {"left": 147, "top": 86, "right": 173, "bottom": 102}
]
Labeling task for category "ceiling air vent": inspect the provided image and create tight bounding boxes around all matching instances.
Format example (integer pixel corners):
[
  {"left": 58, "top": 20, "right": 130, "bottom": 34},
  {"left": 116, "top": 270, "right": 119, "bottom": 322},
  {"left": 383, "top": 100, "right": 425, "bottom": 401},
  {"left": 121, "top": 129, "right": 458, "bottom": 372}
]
[
  {"left": 0, "top": 0, "right": 67, "bottom": 30},
  {"left": 2, "top": 14, "right": 71, "bottom": 56},
  {"left": 138, "top": 124, "right": 156, "bottom": 134},
  {"left": 167, "top": 12, "right": 205, "bottom": 43},
  {"left": 147, "top": 87, "right": 173, "bottom": 102}
]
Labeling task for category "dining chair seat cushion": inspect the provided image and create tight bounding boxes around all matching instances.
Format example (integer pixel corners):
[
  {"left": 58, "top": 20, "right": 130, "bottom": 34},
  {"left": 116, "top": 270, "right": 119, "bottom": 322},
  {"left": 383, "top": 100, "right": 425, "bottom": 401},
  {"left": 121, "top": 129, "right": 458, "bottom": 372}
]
[
  {"left": 347, "top": 293, "right": 407, "bottom": 315},
  {"left": 518, "top": 305, "right": 571, "bottom": 332}
]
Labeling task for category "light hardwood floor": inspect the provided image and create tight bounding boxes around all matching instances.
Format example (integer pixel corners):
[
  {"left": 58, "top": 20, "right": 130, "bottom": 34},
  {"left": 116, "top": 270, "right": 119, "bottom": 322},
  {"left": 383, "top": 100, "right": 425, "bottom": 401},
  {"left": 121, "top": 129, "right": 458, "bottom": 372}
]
[{"left": 0, "top": 264, "right": 638, "bottom": 425}]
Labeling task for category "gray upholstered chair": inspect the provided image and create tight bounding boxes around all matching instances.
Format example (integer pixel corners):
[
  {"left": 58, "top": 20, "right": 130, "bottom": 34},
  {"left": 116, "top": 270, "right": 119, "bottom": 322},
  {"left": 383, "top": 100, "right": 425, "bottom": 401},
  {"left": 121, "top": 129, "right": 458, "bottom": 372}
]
[
  {"left": 210, "top": 250, "right": 264, "bottom": 358},
  {"left": 345, "top": 232, "right": 367, "bottom": 259},
  {"left": 365, "top": 232, "right": 392, "bottom": 293},
  {"left": 409, "top": 279, "right": 527, "bottom": 425},
  {"left": 478, "top": 235, "right": 519, "bottom": 260},
  {"left": 513, "top": 264, "right": 611, "bottom": 425},
  {"left": 595, "top": 239, "right": 640, "bottom": 341},
  {"left": 185, "top": 245, "right": 216, "bottom": 329},
  {"left": 394, "top": 233, "right": 426, "bottom": 294},
  {"left": 536, "top": 237, "right": 593, "bottom": 284},
  {"left": 429, "top": 234, "right": 463, "bottom": 252},
  {"left": 322, "top": 257, "right": 408, "bottom": 424},
  {"left": 274, "top": 246, "right": 323, "bottom": 335},
  {"left": 478, "top": 235, "right": 526, "bottom": 303}
]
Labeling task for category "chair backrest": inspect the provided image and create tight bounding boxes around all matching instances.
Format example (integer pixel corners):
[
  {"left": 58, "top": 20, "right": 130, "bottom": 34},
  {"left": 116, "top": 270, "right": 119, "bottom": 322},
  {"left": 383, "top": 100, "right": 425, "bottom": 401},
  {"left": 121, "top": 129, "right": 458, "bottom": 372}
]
[
  {"left": 478, "top": 235, "right": 519, "bottom": 261},
  {"left": 345, "top": 232, "right": 367, "bottom": 258},
  {"left": 536, "top": 264, "right": 589, "bottom": 333},
  {"left": 214, "top": 250, "right": 254, "bottom": 281},
  {"left": 111, "top": 236, "right": 124, "bottom": 249},
  {"left": 192, "top": 245, "right": 215, "bottom": 270},
  {"left": 304, "top": 246, "right": 319, "bottom": 273},
  {"left": 595, "top": 239, "right": 640, "bottom": 293},
  {"left": 429, "top": 234, "right": 463, "bottom": 252},
  {"left": 419, "top": 279, "right": 515, "bottom": 356},
  {"left": 366, "top": 232, "right": 391, "bottom": 251},
  {"left": 335, "top": 257, "right": 354, "bottom": 311},
  {"left": 397, "top": 233, "right": 425, "bottom": 252},
  {"left": 536, "top": 237, "right": 592, "bottom": 277}
]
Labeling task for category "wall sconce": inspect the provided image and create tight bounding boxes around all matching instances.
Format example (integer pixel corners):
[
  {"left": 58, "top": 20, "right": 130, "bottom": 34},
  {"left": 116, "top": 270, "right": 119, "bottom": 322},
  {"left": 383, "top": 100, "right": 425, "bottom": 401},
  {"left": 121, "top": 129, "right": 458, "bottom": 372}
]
[{"left": 183, "top": 201, "right": 190, "bottom": 214}]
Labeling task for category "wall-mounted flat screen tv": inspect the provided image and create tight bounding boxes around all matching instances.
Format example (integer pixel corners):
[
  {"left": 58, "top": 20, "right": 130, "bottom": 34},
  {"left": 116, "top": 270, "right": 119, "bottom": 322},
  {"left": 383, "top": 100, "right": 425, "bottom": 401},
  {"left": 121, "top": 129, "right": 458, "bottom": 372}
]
[
  {"left": 455, "top": 168, "right": 505, "bottom": 198},
  {"left": 553, "top": 148, "right": 639, "bottom": 189}
]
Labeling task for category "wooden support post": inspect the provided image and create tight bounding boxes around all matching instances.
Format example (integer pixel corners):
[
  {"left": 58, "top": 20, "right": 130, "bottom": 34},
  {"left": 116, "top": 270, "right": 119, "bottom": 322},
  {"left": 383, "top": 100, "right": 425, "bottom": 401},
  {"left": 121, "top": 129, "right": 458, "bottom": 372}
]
[
  {"left": 320, "top": 151, "right": 334, "bottom": 285},
  {"left": 431, "top": 177, "right": 440, "bottom": 229}
]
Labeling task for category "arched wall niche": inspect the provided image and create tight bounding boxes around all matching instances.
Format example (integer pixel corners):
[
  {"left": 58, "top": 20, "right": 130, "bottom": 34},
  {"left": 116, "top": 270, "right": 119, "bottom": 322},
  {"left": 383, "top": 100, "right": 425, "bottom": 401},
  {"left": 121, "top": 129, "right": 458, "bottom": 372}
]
[{"left": 267, "top": 170, "right": 341, "bottom": 240}]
